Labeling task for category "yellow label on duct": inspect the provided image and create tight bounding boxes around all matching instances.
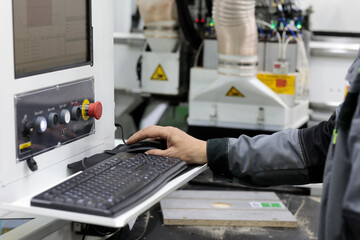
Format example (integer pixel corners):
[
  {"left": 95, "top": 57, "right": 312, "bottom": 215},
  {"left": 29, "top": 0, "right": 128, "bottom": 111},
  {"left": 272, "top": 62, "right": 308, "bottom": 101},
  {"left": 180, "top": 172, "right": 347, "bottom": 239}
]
[
  {"left": 151, "top": 64, "right": 168, "bottom": 81},
  {"left": 19, "top": 142, "right": 31, "bottom": 150},
  {"left": 257, "top": 73, "right": 296, "bottom": 95},
  {"left": 226, "top": 86, "right": 245, "bottom": 97}
]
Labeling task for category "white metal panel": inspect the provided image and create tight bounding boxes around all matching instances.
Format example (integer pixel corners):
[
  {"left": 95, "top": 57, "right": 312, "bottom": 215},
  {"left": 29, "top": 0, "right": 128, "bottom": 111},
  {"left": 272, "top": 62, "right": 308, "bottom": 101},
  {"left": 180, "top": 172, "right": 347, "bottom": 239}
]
[
  {"left": 141, "top": 51, "right": 180, "bottom": 95},
  {"left": 297, "top": 0, "right": 360, "bottom": 33},
  {"left": 188, "top": 68, "right": 309, "bottom": 130},
  {"left": 308, "top": 56, "right": 350, "bottom": 104},
  {"left": 0, "top": 0, "right": 114, "bottom": 207},
  {"left": 114, "top": 35, "right": 144, "bottom": 90}
]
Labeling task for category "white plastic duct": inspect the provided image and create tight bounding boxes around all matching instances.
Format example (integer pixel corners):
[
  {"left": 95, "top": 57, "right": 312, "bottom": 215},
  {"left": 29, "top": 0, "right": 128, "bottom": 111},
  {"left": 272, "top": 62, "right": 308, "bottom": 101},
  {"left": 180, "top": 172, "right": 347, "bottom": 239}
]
[
  {"left": 137, "top": 0, "right": 179, "bottom": 52},
  {"left": 213, "top": 0, "right": 258, "bottom": 76}
]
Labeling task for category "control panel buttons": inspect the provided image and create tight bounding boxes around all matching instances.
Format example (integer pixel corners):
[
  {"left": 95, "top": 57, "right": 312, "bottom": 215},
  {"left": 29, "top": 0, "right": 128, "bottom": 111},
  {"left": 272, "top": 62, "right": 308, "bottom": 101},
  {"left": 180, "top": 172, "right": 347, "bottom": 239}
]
[
  {"left": 71, "top": 106, "right": 81, "bottom": 121},
  {"left": 35, "top": 116, "right": 47, "bottom": 133},
  {"left": 15, "top": 78, "right": 96, "bottom": 162},
  {"left": 47, "top": 113, "right": 59, "bottom": 128},
  {"left": 87, "top": 101, "right": 103, "bottom": 120},
  {"left": 60, "top": 109, "right": 71, "bottom": 124}
]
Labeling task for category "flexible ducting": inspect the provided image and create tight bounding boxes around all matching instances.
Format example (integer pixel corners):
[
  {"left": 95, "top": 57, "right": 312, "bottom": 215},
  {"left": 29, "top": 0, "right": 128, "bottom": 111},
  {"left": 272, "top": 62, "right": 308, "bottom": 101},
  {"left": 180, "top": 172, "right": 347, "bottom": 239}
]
[
  {"left": 137, "top": 0, "right": 177, "bottom": 25},
  {"left": 137, "top": 0, "right": 179, "bottom": 52},
  {"left": 213, "top": 0, "right": 258, "bottom": 74}
]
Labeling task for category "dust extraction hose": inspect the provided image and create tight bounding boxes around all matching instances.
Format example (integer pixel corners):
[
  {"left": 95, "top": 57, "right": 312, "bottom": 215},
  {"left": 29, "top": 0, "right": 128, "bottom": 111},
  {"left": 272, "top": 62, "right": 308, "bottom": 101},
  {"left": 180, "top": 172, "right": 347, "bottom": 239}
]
[{"left": 213, "top": 0, "right": 258, "bottom": 74}]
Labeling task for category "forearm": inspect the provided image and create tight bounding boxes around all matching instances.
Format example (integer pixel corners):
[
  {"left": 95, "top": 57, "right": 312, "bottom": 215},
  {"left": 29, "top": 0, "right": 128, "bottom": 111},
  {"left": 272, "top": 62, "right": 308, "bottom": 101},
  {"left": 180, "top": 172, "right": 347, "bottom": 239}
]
[
  {"left": 207, "top": 113, "right": 335, "bottom": 187},
  {"left": 207, "top": 130, "right": 309, "bottom": 186}
]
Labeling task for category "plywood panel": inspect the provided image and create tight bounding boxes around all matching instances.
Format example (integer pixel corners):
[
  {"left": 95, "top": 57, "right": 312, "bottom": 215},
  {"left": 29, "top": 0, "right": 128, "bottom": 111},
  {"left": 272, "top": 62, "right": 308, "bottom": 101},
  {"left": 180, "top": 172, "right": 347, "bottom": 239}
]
[{"left": 160, "top": 190, "right": 297, "bottom": 228}]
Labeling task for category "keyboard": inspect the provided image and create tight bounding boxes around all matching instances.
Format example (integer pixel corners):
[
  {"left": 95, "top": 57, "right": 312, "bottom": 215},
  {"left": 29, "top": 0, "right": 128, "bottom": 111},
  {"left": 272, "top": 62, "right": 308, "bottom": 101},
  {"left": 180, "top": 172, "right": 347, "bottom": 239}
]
[{"left": 31, "top": 152, "right": 187, "bottom": 216}]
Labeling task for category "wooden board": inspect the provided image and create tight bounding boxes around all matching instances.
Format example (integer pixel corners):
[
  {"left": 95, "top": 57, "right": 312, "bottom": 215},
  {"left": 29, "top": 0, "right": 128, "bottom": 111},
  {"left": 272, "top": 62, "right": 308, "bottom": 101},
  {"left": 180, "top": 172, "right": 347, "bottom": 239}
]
[{"left": 160, "top": 190, "right": 297, "bottom": 228}]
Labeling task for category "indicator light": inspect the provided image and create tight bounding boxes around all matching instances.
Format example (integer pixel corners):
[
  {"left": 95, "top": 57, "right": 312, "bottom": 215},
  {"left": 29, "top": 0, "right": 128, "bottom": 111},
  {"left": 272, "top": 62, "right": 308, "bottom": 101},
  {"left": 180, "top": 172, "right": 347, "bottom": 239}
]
[
  {"left": 271, "top": 20, "right": 277, "bottom": 29},
  {"left": 35, "top": 116, "right": 47, "bottom": 133}
]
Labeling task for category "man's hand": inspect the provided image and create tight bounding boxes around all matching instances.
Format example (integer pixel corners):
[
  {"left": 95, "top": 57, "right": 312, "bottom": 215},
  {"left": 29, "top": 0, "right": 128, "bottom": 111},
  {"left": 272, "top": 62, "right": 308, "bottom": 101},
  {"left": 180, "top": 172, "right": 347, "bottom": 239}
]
[{"left": 127, "top": 126, "right": 207, "bottom": 165}]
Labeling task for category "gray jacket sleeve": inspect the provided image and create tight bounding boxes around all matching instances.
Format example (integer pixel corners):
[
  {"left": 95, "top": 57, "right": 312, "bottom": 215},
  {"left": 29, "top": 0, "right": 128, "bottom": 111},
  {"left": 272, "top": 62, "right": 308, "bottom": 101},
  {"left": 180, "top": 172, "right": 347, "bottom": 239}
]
[{"left": 207, "top": 114, "right": 336, "bottom": 187}]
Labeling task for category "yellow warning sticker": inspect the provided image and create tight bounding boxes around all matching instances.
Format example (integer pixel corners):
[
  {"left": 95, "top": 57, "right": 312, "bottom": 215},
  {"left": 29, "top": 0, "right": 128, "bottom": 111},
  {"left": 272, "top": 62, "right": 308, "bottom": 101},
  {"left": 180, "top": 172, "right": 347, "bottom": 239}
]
[
  {"left": 151, "top": 64, "right": 168, "bottom": 81},
  {"left": 19, "top": 142, "right": 31, "bottom": 153},
  {"left": 226, "top": 86, "right": 245, "bottom": 97},
  {"left": 19, "top": 142, "right": 31, "bottom": 151},
  {"left": 257, "top": 73, "right": 295, "bottom": 95}
]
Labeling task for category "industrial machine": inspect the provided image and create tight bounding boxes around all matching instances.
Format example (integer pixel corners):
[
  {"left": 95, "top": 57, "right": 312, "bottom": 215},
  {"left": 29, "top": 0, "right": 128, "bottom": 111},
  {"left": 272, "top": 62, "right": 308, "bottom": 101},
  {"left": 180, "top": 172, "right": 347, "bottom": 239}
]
[
  {"left": 187, "top": 0, "right": 310, "bottom": 132},
  {"left": 133, "top": 0, "right": 310, "bottom": 134},
  {"left": 137, "top": 0, "right": 186, "bottom": 97},
  {"left": 0, "top": 2, "right": 206, "bottom": 234},
  {"left": 0, "top": 0, "right": 114, "bottom": 221}
]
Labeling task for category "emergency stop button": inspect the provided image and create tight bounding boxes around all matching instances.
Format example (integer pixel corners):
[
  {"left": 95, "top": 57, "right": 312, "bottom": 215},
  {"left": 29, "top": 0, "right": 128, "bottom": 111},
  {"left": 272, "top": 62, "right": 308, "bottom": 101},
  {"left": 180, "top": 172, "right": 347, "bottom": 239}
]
[
  {"left": 81, "top": 99, "right": 102, "bottom": 121},
  {"left": 87, "top": 101, "right": 102, "bottom": 120},
  {"left": 82, "top": 99, "right": 103, "bottom": 120}
]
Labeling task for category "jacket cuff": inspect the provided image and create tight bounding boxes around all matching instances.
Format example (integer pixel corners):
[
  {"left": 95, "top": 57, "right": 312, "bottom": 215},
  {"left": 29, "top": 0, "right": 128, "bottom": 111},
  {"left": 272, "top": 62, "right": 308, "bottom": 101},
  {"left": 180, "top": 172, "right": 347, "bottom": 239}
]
[{"left": 207, "top": 138, "right": 233, "bottom": 177}]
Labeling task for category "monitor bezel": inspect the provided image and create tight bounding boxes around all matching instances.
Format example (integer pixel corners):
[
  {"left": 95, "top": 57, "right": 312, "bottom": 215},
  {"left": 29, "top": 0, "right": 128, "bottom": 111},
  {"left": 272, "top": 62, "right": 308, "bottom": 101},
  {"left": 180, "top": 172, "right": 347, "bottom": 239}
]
[{"left": 12, "top": 0, "right": 93, "bottom": 79}]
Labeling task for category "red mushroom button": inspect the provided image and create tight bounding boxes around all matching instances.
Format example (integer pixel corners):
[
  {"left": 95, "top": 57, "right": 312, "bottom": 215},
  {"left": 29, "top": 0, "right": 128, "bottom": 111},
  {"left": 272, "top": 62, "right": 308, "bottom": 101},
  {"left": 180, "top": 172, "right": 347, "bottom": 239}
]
[{"left": 87, "top": 101, "right": 102, "bottom": 120}]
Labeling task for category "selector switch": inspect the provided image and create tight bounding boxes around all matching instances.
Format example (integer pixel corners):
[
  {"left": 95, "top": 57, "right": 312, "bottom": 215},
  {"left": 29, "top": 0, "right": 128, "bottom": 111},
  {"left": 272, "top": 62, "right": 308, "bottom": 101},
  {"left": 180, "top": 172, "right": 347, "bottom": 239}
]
[
  {"left": 60, "top": 109, "right": 71, "bottom": 124},
  {"left": 23, "top": 121, "right": 35, "bottom": 136},
  {"left": 35, "top": 116, "right": 47, "bottom": 133},
  {"left": 71, "top": 106, "right": 81, "bottom": 121},
  {"left": 48, "top": 113, "right": 59, "bottom": 128}
]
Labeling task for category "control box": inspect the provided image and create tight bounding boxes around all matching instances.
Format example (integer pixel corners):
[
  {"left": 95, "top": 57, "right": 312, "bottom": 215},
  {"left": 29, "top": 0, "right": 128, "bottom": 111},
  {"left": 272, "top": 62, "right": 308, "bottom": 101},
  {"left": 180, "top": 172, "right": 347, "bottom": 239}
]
[{"left": 15, "top": 78, "right": 102, "bottom": 162}]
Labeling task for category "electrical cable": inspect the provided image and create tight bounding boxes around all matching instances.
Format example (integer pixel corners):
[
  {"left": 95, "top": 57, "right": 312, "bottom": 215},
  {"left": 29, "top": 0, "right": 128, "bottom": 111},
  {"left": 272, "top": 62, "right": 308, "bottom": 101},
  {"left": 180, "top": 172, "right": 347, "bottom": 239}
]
[
  {"left": 175, "top": 0, "right": 202, "bottom": 50},
  {"left": 205, "top": 0, "right": 213, "bottom": 17},
  {"left": 274, "top": 0, "right": 297, "bottom": 38},
  {"left": 115, "top": 123, "right": 127, "bottom": 145},
  {"left": 279, "top": 28, "right": 309, "bottom": 99},
  {"left": 136, "top": 55, "right": 142, "bottom": 83},
  {"left": 26, "top": 148, "right": 38, "bottom": 172},
  {"left": 135, "top": 211, "right": 150, "bottom": 240},
  {"left": 257, "top": 24, "right": 265, "bottom": 37},
  {"left": 282, "top": 36, "right": 294, "bottom": 59},
  {"left": 193, "top": 40, "right": 204, "bottom": 67},
  {"left": 92, "top": 225, "right": 119, "bottom": 237},
  {"left": 256, "top": 19, "right": 282, "bottom": 58},
  {"left": 105, "top": 211, "right": 150, "bottom": 240},
  {"left": 82, "top": 224, "right": 89, "bottom": 240}
]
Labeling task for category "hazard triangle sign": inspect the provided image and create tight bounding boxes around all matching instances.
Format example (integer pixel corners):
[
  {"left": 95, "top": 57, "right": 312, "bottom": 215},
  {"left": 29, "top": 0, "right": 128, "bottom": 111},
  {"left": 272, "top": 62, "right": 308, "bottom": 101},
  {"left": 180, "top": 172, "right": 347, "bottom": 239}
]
[
  {"left": 151, "top": 64, "right": 168, "bottom": 81},
  {"left": 226, "top": 86, "right": 245, "bottom": 97}
]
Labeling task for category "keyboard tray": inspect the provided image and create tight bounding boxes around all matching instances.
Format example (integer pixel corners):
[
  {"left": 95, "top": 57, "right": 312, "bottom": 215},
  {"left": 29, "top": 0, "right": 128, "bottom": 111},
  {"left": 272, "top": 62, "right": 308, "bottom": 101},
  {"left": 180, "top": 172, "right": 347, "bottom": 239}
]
[{"left": 31, "top": 152, "right": 187, "bottom": 216}]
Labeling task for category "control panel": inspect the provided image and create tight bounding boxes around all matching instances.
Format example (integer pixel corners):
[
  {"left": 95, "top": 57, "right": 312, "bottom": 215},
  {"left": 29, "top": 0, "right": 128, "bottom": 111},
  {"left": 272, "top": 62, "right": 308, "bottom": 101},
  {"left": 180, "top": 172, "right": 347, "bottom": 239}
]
[{"left": 15, "top": 77, "right": 102, "bottom": 162}]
